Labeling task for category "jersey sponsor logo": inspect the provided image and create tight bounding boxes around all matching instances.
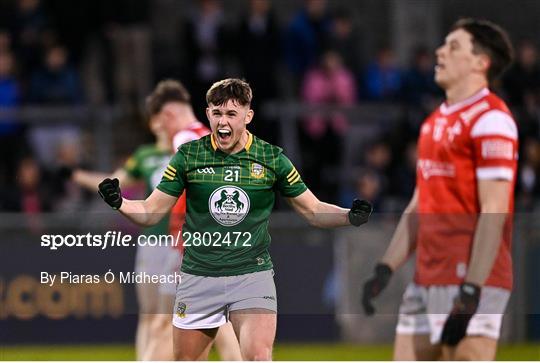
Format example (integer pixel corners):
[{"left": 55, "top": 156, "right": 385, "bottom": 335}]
[
  {"left": 417, "top": 159, "right": 456, "bottom": 180},
  {"left": 481, "top": 139, "right": 513, "bottom": 160},
  {"left": 251, "top": 163, "right": 265, "bottom": 179},
  {"left": 197, "top": 167, "right": 216, "bottom": 174},
  {"left": 209, "top": 186, "right": 250, "bottom": 226}
]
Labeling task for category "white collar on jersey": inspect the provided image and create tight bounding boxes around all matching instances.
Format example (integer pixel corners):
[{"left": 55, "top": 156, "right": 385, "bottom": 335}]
[{"left": 439, "top": 88, "right": 490, "bottom": 116}]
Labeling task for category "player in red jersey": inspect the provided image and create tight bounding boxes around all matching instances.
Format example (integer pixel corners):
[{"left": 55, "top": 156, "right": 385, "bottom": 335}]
[
  {"left": 361, "top": 18, "right": 516, "bottom": 360},
  {"left": 142, "top": 80, "right": 242, "bottom": 361}
]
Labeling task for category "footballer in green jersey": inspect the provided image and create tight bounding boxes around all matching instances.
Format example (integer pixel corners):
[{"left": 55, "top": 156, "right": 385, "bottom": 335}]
[
  {"left": 156, "top": 132, "right": 307, "bottom": 276},
  {"left": 99, "top": 78, "right": 372, "bottom": 360},
  {"left": 123, "top": 144, "right": 171, "bottom": 236}
]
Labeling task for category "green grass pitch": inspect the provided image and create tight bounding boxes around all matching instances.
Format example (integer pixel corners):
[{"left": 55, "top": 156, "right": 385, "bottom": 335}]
[{"left": 1, "top": 343, "right": 539, "bottom": 361}]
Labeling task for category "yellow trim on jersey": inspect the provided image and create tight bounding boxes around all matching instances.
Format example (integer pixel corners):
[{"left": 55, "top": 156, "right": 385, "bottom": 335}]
[
  {"left": 164, "top": 172, "right": 175, "bottom": 181},
  {"left": 287, "top": 169, "right": 299, "bottom": 183},
  {"left": 167, "top": 165, "right": 176, "bottom": 173},
  {"left": 163, "top": 173, "right": 174, "bottom": 181},
  {"left": 245, "top": 131, "right": 253, "bottom": 151},
  {"left": 211, "top": 131, "right": 253, "bottom": 151},
  {"left": 124, "top": 157, "right": 136, "bottom": 171},
  {"left": 210, "top": 134, "right": 218, "bottom": 151},
  {"left": 289, "top": 173, "right": 301, "bottom": 185},
  {"left": 287, "top": 168, "right": 298, "bottom": 179}
]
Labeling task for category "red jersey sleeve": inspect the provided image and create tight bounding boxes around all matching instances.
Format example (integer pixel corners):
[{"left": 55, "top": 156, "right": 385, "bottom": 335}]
[{"left": 470, "top": 110, "right": 518, "bottom": 181}]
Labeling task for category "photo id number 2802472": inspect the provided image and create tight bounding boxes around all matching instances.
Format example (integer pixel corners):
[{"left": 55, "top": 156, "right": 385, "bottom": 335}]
[{"left": 182, "top": 231, "right": 252, "bottom": 247}]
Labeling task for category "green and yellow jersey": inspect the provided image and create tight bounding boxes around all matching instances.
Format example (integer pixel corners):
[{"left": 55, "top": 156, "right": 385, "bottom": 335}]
[
  {"left": 157, "top": 132, "right": 307, "bottom": 276},
  {"left": 124, "top": 144, "right": 171, "bottom": 235}
]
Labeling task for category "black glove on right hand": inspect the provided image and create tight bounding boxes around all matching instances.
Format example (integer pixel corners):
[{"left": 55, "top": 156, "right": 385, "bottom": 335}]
[
  {"left": 98, "top": 178, "right": 122, "bottom": 210},
  {"left": 362, "top": 263, "right": 393, "bottom": 315},
  {"left": 348, "top": 199, "right": 373, "bottom": 226}
]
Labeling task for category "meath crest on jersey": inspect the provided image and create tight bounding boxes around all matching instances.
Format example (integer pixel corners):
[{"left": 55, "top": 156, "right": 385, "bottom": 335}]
[
  {"left": 209, "top": 186, "right": 251, "bottom": 226},
  {"left": 250, "top": 163, "right": 265, "bottom": 179}
]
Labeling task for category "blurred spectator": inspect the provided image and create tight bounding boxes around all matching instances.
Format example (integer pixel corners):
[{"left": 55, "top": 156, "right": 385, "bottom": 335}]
[
  {"left": 181, "top": 0, "right": 228, "bottom": 117},
  {"left": 28, "top": 44, "right": 83, "bottom": 104},
  {"left": 0, "top": 51, "right": 21, "bottom": 130},
  {"left": 0, "top": 156, "right": 51, "bottom": 212},
  {"left": 325, "top": 9, "right": 363, "bottom": 75},
  {"left": 362, "top": 139, "right": 392, "bottom": 198},
  {"left": 10, "top": 0, "right": 51, "bottom": 75},
  {"left": 401, "top": 46, "right": 441, "bottom": 109},
  {"left": 503, "top": 40, "right": 540, "bottom": 139},
  {"left": 49, "top": 139, "right": 87, "bottom": 211},
  {"left": 283, "top": 0, "right": 332, "bottom": 93},
  {"left": 340, "top": 168, "right": 385, "bottom": 212},
  {"left": 503, "top": 40, "right": 540, "bottom": 108},
  {"left": 0, "top": 50, "right": 24, "bottom": 186},
  {"left": 301, "top": 49, "right": 356, "bottom": 138},
  {"left": 236, "top": 0, "right": 280, "bottom": 143},
  {"left": 299, "top": 49, "right": 357, "bottom": 201},
  {"left": 102, "top": 0, "right": 151, "bottom": 105},
  {"left": 27, "top": 44, "right": 83, "bottom": 166},
  {"left": 391, "top": 140, "right": 417, "bottom": 199},
  {"left": 363, "top": 46, "right": 402, "bottom": 101},
  {"left": 517, "top": 137, "right": 540, "bottom": 210},
  {"left": 0, "top": 31, "right": 12, "bottom": 53}
]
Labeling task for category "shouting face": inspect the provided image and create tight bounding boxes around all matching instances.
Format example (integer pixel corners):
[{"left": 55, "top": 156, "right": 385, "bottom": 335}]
[{"left": 206, "top": 99, "right": 253, "bottom": 154}]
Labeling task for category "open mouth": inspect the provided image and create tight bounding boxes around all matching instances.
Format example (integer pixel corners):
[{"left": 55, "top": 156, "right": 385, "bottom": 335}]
[{"left": 217, "top": 129, "right": 232, "bottom": 142}]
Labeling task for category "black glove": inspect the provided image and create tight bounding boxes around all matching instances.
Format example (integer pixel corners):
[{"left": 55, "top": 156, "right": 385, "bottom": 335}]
[
  {"left": 361, "top": 263, "right": 393, "bottom": 315},
  {"left": 348, "top": 199, "right": 373, "bottom": 226},
  {"left": 98, "top": 178, "right": 122, "bottom": 210},
  {"left": 440, "top": 282, "right": 481, "bottom": 346}
]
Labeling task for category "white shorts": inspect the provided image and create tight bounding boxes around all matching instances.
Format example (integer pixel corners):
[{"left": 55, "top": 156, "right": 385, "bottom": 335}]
[
  {"left": 396, "top": 283, "right": 510, "bottom": 344},
  {"left": 134, "top": 244, "right": 171, "bottom": 276},
  {"left": 172, "top": 269, "right": 277, "bottom": 330},
  {"left": 158, "top": 250, "right": 183, "bottom": 296}
]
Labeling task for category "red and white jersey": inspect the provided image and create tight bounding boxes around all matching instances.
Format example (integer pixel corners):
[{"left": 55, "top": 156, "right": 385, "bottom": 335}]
[
  {"left": 414, "top": 88, "right": 518, "bottom": 290},
  {"left": 169, "top": 121, "right": 210, "bottom": 254}
]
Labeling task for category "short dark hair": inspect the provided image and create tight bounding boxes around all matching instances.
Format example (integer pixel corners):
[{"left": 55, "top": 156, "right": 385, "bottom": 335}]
[
  {"left": 146, "top": 79, "right": 191, "bottom": 116},
  {"left": 206, "top": 78, "right": 252, "bottom": 107},
  {"left": 451, "top": 18, "right": 514, "bottom": 83}
]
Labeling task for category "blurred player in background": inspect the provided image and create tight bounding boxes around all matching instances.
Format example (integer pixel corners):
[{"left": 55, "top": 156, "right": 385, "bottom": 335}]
[
  {"left": 362, "top": 18, "right": 516, "bottom": 360},
  {"left": 97, "top": 78, "right": 372, "bottom": 360},
  {"left": 69, "top": 80, "right": 241, "bottom": 360}
]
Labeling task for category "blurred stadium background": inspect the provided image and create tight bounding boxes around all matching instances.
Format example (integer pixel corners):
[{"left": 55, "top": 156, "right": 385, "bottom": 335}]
[{"left": 0, "top": 0, "right": 539, "bottom": 360}]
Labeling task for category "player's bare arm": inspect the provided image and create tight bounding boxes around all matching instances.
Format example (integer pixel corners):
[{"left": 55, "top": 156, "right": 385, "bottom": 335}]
[
  {"left": 465, "top": 179, "right": 511, "bottom": 286},
  {"left": 73, "top": 168, "right": 135, "bottom": 191},
  {"left": 288, "top": 189, "right": 372, "bottom": 228},
  {"left": 362, "top": 188, "right": 418, "bottom": 315},
  {"left": 380, "top": 187, "right": 419, "bottom": 270},
  {"left": 98, "top": 178, "right": 178, "bottom": 227}
]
